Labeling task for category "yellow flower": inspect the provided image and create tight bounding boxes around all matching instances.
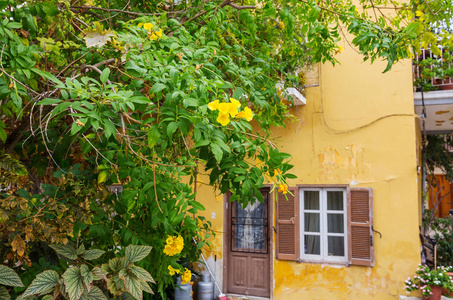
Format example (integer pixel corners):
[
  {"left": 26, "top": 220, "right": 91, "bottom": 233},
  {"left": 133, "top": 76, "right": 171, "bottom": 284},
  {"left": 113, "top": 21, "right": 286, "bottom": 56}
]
[
  {"left": 168, "top": 265, "right": 180, "bottom": 276},
  {"left": 150, "top": 34, "right": 158, "bottom": 41},
  {"left": 155, "top": 29, "right": 163, "bottom": 38},
  {"left": 163, "top": 244, "right": 174, "bottom": 256},
  {"left": 137, "top": 23, "right": 143, "bottom": 27},
  {"left": 279, "top": 21, "right": 285, "bottom": 30},
  {"left": 278, "top": 184, "right": 288, "bottom": 194},
  {"left": 334, "top": 45, "right": 344, "bottom": 55},
  {"left": 217, "top": 111, "right": 230, "bottom": 126},
  {"left": 218, "top": 102, "right": 230, "bottom": 113},
  {"left": 236, "top": 107, "right": 253, "bottom": 121},
  {"left": 227, "top": 103, "right": 238, "bottom": 117},
  {"left": 229, "top": 98, "right": 241, "bottom": 109},
  {"left": 163, "top": 235, "right": 184, "bottom": 256},
  {"left": 208, "top": 100, "right": 219, "bottom": 111},
  {"left": 143, "top": 23, "right": 153, "bottom": 30},
  {"left": 275, "top": 169, "right": 282, "bottom": 176},
  {"left": 181, "top": 268, "right": 192, "bottom": 285}
]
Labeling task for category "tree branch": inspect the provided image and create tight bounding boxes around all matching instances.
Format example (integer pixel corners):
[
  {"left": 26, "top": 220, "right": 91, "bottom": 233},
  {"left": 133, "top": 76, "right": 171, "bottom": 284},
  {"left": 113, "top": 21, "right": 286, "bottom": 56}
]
[
  {"left": 228, "top": 3, "right": 256, "bottom": 10},
  {"left": 70, "top": 5, "right": 186, "bottom": 16}
]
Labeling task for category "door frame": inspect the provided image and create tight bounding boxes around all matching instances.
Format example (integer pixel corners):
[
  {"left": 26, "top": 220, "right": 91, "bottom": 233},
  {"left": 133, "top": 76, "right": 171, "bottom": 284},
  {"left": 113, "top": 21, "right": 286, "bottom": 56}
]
[{"left": 222, "top": 186, "right": 274, "bottom": 298}]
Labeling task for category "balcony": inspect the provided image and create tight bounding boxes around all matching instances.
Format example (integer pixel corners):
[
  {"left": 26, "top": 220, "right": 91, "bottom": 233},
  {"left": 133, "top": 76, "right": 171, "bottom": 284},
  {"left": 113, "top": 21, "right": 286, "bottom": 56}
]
[{"left": 414, "top": 48, "right": 453, "bottom": 134}]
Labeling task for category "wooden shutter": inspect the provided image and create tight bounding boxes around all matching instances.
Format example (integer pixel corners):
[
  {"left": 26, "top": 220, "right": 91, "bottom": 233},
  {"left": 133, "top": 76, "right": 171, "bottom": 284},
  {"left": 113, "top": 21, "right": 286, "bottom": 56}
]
[
  {"left": 348, "top": 187, "right": 374, "bottom": 267},
  {"left": 275, "top": 187, "right": 299, "bottom": 260}
]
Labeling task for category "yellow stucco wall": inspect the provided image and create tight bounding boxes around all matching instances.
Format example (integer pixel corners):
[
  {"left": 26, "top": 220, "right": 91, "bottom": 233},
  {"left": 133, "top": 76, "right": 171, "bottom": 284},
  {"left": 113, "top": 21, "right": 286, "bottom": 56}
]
[{"left": 195, "top": 42, "right": 422, "bottom": 299}]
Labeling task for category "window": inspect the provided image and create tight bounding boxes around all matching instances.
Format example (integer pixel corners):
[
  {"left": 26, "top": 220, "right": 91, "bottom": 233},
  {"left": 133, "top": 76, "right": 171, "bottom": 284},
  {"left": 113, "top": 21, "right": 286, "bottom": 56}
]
[
  {"left": 300, "top": 188, "right": 347, "bottom": 263},
  {"left": 275, "top": 186, "right": 374, "bottom": 267}
]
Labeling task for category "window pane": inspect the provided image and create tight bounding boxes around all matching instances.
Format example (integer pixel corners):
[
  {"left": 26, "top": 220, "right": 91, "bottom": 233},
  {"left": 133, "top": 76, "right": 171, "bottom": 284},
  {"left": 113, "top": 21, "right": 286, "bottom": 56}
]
[
  {"left": 327, "top": 214, "right": 344, "bottom": 233},
  {"left": 305, "top": 235, "right": 320, "bottom": 255},
  {"left": 304, "top": 213, "right": 320, "bottom": 232},
  {"left": 327, "top": 191, "right": 343, "bottom": 210},
  {"left": 234, "top": 198, "right": 266, "bottom": 251},
  {"left": 328, "top": 236, "right": 345, "bottom": 256},
  {"left": 304, "top": 191, "right": 319, "bottom": 210}
]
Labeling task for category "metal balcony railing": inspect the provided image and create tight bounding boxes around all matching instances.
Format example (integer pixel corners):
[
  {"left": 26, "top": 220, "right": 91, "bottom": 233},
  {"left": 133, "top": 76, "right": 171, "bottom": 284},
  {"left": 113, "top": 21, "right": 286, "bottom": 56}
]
[{"left": 413, "top": 48, "right": 453, "bottom": 91}]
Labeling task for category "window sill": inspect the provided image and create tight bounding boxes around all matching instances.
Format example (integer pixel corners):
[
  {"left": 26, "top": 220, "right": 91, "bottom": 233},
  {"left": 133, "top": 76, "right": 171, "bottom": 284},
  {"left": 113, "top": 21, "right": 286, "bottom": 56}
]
[{"left": 296, "top": 259, "right": 350, "bottom": 267}]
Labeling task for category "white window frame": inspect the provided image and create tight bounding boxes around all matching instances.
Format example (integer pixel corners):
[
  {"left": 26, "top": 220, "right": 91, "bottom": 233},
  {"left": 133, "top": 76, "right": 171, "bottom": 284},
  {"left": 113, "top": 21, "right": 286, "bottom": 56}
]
[{"left": 299, "top": 187, "right": 348, "bottom": 263}]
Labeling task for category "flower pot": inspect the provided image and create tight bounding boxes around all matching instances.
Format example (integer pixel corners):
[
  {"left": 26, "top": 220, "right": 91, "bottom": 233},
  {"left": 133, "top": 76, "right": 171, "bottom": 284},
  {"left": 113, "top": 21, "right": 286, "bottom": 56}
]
[{"left": 424, "top": 286, "right": 443, "bottom": 300}]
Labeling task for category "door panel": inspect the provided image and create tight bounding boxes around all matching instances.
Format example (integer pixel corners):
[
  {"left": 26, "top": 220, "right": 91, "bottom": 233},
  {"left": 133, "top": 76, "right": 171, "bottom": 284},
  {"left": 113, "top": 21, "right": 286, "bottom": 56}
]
[
  {"left": 231, "top": 255, "right": 247, "bottom": 287},
  {"left": 226, "top": 190, "right": 271, "bottom": 297}
]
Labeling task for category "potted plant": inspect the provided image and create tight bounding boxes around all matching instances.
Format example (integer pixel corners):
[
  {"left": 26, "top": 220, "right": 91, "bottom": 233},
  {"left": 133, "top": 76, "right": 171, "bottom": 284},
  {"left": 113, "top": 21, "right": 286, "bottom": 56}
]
[{"left": 405, "top": 265, "right": 453, "bottom": 299}]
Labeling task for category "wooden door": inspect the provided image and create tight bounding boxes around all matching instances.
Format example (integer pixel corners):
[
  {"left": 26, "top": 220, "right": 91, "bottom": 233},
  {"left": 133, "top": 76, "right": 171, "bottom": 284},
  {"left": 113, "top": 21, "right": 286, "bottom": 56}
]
[{"left": 225, "top": 190, "right": 271, "bottom": 297}]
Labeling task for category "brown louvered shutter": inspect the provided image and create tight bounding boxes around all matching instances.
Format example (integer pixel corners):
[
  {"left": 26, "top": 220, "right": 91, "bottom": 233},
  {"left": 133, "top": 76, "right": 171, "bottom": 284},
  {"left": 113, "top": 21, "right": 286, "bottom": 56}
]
[
  {"left": 348, "top": 188, "right": 374, "bottom": 266},
  {"left": 275, "top": 187, "right": 299, "bottom": 260}
]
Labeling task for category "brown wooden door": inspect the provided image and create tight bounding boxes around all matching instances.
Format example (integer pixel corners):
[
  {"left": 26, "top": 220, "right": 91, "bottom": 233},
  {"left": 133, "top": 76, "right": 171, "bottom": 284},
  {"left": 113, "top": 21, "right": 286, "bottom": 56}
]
[{"left": 226, "top": 190, "right": 271, "bottom": 297}]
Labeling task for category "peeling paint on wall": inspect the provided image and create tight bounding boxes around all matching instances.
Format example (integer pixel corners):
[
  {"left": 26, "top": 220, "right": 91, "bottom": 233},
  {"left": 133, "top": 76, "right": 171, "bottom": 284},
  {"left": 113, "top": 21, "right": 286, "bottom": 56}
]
[{"left": 316, "top": 144, "right": 371, "bottom": 182}]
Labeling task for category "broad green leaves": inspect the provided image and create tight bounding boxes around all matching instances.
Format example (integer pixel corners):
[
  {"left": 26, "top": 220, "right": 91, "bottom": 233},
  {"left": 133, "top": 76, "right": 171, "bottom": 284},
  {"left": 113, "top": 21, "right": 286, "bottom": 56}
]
[
  {"left": 81, "top": 249, "right": 106, "bottom": 261},
  {"left": 49, "top": 244, "right": 78, "bottom": 260},
  {"left": 50, "top": 244, "right": 105, "bottom": 262},
  {"left": 20, "top": 270, "right": 59, "bottom": 298},
  {"left": 0, "top": 286, "right": 10, "bottom": 300},
  {"left": 100, "top": 68, "right": 111, "bottom": 85},
  {"left": 8, "top": 245, "right": 152, "bottom": 300},
  {"left": 125, "top": 245, "right": 152, "bottom": 263},
  {"left": 62, "top": 267, "right": 85, "bottom": 300},
  {"left": 0, "top": 265, "right": 24, "bottom": 287}
]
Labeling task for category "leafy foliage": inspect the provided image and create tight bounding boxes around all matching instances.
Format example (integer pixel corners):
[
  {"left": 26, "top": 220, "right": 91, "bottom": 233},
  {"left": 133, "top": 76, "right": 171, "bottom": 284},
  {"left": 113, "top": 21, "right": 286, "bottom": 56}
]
[
  {"left": 1, "top": 0, "right": 452, "bottom": 298},
  {"left": 2, "top": 245, "right": 152, "bottom": 300},
  {"left": 0, "top": 265, "right": 24, "bottom": 287},
  {"left": 426, "top": 216, "right": 453, "bottom": 267}
]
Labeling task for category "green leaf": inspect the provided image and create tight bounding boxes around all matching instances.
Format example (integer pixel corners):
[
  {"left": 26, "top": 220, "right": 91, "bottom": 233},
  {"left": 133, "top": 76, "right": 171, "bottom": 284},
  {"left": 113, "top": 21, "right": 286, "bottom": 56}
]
[
  {"left": 170, "top": 68, "right": 179, "bottom": 84},
  {"left": 0, "top": 265, "right": 24, "bottom": 287},
  {"left": 190, "top": 200, "right": 205, "bottom": 211},
  {"left": 20, "top": 270, "right": 59, "bottom": 298},
  {"left": 123, "top": 271, "right": 142, "bottom": 300},
  {"left": 31, "top": 68, "right": 64, "bottom": 86},
  {"left": 129, "top": 265, "right": 154, "bottom": 283},
  {"left": 49, "top": 244, "right": 77, "bottom": 260},
  {"left": 147, "top": 126, "right": 160, "bottom": 148},
  {"left": 0, "top": 286, "right": 9, "bottom": 300},
  {"left": 100, "top": 68, "right": 110, "bottom": 84},
  {"left": 37, "top": 98, "right": 61, "bottom": 105},
  {"left": 141, "top": 282, "right": 153, "bottom": 295},
  {"left": 211, "top": 143, "right": 223, "bottom": 162},
  {"left": 125, "top": 245, "right": 152, "bottom": 263},
  {"left": 97, "top": 171, "right": 109, "bottom": 184},
  {"left": 62, "top": 267, "right": 85, "bottom": 300},
  {"left": 91, "top": 267, "right": 107, "bottom": 281},
  {"left": 149, "top": 83, "right": 166, "bottom": 94},
  {"left": 80, "top": 265, "right": 93, "bottom": 291},
  {"left": 42, "top": 295, "right": 53, "bottom": 300},
  {"left": 77, "top": 244, "right": 86, "bottom": 255},
  {"left": 109, "top": 257, "right": 126, "bottom": 273},
  {"left": 87, "top": 286, "right": 107, "bottom": 300},
  {"left": 0, "top": 127, "right": 6, "bottom": 143},
  {"left": 106, "top": 277, "right": 124, "bottom": 296},
  {"left": 6, "top": 22, "right": 22, "bottom": 29},
  {"left": 81, "top": 249, "right": 105, "bottom": 261},
  {"left": 167, "top": 122, "right": 178, "bottom": 137},
  {"left": 39, "top": 1, "right": 60, "bottom": 17},
  {"left": 103, "top": 119, "right": 116, "bottom": 139}
]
